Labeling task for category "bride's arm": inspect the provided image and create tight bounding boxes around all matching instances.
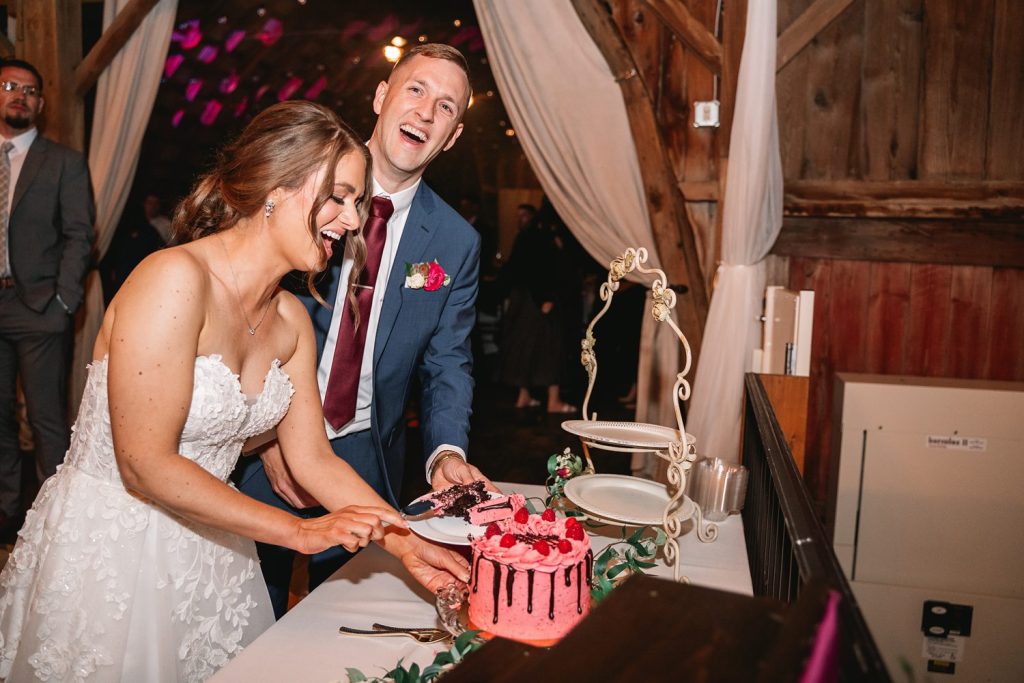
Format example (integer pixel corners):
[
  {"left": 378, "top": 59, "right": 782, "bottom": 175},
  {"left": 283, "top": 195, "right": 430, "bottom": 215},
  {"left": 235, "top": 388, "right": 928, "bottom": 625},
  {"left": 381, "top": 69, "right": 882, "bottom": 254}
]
[
  {"left": 106, "top": 250, "right": 402, "bottom": 555},
  {"left": 274, "top": 296, "right": 470, "bottom": 589}
]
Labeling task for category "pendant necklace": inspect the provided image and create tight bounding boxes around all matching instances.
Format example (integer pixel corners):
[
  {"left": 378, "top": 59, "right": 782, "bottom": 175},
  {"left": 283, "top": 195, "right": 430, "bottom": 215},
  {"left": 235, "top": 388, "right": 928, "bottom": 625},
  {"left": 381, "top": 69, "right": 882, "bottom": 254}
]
[{"left": 217, "top": 233, "right": 273, "bottom": 335}]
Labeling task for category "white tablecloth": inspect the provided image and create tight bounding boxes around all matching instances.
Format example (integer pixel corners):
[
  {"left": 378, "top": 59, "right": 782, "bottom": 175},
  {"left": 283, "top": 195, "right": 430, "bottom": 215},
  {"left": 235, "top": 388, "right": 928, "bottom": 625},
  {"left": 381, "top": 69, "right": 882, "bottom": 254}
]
[{"left": 210, "top": 482, "right": 752, "bottom": 682}]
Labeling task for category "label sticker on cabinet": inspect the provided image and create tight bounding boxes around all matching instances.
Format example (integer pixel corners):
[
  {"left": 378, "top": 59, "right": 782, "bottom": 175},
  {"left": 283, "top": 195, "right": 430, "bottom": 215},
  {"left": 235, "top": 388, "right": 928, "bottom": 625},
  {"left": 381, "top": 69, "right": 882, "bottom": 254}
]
[
  {"left": 926, "top": 435, "right": 987, "bottom": 451},
  {"left": 922, "top": 634, "right": 965, "bottom": 663}
]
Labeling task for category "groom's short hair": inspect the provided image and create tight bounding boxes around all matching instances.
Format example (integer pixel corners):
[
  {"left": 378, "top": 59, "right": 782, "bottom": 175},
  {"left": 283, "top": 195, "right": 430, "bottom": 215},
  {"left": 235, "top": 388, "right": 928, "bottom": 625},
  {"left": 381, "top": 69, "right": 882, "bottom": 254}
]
[{"left": 391, "top": 43, "right": 473, "bottom": 107}]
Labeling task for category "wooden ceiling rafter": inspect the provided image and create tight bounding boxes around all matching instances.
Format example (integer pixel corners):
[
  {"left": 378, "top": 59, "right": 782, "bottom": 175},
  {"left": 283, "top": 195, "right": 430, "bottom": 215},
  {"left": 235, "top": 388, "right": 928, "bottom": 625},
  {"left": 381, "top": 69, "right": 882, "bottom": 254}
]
[
  {"left": 776, "top": 0, "right": 858, "bottom": 72},
  {"left": 73, "top": 0, "right": 161, "bottom": 97},
  {"left": 570, "top": 0, "right": 709, "bottom": 355},
  {"left": 641, "top": 0, "right": 723, "bottom": 75}
]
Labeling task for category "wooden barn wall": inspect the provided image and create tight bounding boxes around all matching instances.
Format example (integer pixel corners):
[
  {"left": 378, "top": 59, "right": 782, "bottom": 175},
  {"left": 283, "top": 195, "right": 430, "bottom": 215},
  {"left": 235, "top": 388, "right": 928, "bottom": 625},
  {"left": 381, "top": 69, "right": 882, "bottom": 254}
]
[
  {"left": 774, "top": 0, "right": 1024, "bottom": 502},
  {"left": 777, "top": 0, "right": 1023, "bottom": 182},
  {"left": 606, "top": 0, "right": 1023, "bottom": 506},
  {"left": 611, "top": 0, "right": 723, "bottom": 279}
]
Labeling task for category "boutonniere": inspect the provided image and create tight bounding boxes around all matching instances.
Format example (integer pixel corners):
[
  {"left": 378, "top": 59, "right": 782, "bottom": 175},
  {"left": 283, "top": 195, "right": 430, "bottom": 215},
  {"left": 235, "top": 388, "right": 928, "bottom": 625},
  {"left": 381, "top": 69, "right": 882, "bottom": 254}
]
[{"left": 404, "top": 260, "right": 451, "bottom": 291}]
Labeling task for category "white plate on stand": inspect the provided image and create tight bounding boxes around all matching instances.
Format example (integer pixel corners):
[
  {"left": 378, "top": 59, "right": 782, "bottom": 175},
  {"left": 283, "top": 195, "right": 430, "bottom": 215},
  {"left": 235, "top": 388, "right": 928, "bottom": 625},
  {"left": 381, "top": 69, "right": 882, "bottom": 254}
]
[
  {"left": 562, "top": 420, "right": 693, "bottom": 451},
  {"left": 563, "top": 474, "right": 694, "bottom": 527}
]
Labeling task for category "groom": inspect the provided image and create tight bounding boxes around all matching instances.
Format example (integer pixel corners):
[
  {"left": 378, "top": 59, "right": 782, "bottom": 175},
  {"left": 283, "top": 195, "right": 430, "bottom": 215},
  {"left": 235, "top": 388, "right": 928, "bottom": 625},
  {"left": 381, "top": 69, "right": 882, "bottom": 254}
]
[{"left": 236, "top": 43, "right": 489, "bottom": 618}]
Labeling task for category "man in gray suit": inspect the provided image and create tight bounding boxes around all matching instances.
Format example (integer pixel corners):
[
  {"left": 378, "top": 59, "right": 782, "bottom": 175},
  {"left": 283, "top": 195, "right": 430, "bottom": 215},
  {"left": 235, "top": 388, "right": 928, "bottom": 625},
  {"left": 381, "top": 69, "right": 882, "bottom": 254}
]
[{"left": 0, "top": 59, "right": 95, "bottom": 539}]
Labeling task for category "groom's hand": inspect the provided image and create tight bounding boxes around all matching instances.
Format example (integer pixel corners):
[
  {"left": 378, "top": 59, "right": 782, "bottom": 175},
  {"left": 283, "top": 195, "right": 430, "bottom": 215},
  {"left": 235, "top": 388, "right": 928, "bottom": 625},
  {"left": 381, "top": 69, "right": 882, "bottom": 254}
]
[
  {"left": 398, "top": 533, "right": 471, "bottom": 592},
  {"left": 259, "top": 442, "right": 319, "bottom": 509},
  {"left": 430, "top": 453, "right": 499, "bottom": 493}
]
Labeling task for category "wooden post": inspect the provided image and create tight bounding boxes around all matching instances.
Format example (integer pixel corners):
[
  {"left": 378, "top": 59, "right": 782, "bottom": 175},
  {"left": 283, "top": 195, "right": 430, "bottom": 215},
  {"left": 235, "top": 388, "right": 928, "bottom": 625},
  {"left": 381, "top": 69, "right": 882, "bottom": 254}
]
[
  {"left": 16, "top": 0, "right": 84, "bottom": 150},
  {"left": 571, "top": 0, "right": 709, "bottom": 356}
]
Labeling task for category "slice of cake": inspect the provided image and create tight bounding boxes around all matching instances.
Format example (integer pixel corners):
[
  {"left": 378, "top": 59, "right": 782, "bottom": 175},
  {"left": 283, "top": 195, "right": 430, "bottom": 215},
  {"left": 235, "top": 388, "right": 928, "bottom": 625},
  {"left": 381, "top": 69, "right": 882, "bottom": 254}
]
[
  {"left": 428, "top": 480, "right": 489, "bottom": 521},
  {"left": 468, "top": 506, "right": 592, "bottom": 645},
  {"left": 468, "top": 494, "right": 526, "bottom": 526}
]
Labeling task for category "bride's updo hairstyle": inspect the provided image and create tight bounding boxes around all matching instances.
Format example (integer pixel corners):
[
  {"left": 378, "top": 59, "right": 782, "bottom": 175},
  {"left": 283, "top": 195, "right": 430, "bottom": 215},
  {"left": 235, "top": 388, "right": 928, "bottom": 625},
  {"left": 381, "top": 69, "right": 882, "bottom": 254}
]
[{"left": 172, "top": 100, "right": 372, "bottom": 306}]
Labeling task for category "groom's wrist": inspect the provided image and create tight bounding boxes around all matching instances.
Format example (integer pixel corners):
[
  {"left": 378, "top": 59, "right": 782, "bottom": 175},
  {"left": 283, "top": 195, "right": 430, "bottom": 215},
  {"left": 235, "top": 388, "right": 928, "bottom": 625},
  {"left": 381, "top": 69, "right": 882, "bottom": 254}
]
[{"left": 425, "top": 446, "right": 466, "bottom": 484}]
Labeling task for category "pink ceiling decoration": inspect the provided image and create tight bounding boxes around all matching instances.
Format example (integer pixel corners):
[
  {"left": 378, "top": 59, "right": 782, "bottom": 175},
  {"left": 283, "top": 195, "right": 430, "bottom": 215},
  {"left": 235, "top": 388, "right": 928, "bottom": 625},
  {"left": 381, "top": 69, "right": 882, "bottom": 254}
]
[
  {"left": 340, "top": 20, "right": 369, "bottom": 41},
  {"left": 185, "top": 78, "right": 203, "bottom": 102},
  {"left": 200, "top": 100, "right": 223, "bottom": 126},
  {"left": 225, "top": 30, "right": 245, "bottom": 52},
  {"left": 304, "top": 75, "right": 327, "bottom": 100},
  {"left": 163, "top": 54, "right": 184, "bottom": 78},
  {"left": 277, "top": 76, "right": 303, "bottom": 101},
  {"left": 256, "top": 18, "right": 284, "bottom": 47},
  {"left": 219, "top": 72, "right": 240, "bottom": 94},
  {"left": 234, "top": 96, "right": 249, "bottom": 118},
  {"left": 197, "top": 45, "right": 218, "bottom": 64},
  {"left": 173, "top": 20, "right": 202, "bottom": 50},
  {"left": 255, "top": 84, "right": 271, "bottom": 101},
  {"left": 171, "top": 109, "right": 185, "bottom": 127},
  {"left": 366, "top": 16, "right": 399, "bottom": 42}
]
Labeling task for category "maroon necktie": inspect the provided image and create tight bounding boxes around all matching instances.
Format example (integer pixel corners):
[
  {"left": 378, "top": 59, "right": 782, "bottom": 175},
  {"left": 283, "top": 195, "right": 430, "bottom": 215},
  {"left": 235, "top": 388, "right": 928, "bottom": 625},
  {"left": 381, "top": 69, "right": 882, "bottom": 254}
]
[{"left": 323, "top": 195, "right": 394, "bottom": 430}]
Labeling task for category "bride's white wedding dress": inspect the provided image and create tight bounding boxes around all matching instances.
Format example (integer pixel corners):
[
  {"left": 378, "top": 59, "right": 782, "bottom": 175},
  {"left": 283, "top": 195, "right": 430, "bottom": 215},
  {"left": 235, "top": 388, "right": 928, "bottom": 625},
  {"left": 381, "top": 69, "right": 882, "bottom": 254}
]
[{"left": 0, "top": 355, "right": 292, "bottom": 682}]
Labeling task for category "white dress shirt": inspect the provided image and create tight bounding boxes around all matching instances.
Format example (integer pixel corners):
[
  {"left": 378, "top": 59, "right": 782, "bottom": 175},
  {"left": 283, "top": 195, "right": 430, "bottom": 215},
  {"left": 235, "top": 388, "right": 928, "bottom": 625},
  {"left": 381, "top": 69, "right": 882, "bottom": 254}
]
[
  {"left": 2, "top": 127, "right": 38, "bottom": 277},
  {"left": 316, "top": 178, "right": 466, "bottom": 482}
]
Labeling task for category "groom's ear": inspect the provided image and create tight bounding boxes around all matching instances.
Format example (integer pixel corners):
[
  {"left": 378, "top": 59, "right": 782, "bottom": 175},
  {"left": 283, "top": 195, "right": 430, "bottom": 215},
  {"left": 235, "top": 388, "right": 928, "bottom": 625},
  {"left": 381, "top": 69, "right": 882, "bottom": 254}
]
[{"left": 372, "top": 81, "right": 389, "bottom": 116}]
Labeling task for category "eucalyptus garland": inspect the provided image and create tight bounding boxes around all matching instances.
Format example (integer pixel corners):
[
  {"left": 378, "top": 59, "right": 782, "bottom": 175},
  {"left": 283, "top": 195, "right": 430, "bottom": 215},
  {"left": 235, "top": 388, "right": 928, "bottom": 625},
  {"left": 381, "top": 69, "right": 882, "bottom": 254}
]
[{"left": 345, "top": 630, "right": 485, "bottom": 683}]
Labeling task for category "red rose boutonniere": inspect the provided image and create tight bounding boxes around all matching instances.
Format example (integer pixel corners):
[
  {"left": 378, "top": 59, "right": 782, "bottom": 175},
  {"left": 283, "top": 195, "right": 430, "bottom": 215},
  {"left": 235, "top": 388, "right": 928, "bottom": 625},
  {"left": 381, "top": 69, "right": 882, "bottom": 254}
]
[{"left": 405, "top": 260, "right": 451, "bottom": 291}]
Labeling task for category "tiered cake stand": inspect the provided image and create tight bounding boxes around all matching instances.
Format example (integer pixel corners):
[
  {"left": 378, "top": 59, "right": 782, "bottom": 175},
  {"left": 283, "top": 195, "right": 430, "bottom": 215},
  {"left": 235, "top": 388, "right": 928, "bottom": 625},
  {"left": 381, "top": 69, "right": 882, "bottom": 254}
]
[{"left": 562, "top": 247, "right": 717, "bottom": 582}]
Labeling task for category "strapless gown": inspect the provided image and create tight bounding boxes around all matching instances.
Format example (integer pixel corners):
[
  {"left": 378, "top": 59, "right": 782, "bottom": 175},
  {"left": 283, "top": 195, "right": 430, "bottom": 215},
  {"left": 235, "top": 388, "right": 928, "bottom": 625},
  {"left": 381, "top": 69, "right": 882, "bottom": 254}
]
[{"left": 0, "top": 355, "right": 293, "bottom": 682}]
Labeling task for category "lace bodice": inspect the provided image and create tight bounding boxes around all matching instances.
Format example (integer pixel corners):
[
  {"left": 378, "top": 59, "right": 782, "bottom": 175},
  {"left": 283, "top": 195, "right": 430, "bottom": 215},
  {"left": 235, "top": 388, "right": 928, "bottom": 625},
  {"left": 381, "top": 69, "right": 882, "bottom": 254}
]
[{"left": 66, "top": 354, "right": 293, "bottom": 483}]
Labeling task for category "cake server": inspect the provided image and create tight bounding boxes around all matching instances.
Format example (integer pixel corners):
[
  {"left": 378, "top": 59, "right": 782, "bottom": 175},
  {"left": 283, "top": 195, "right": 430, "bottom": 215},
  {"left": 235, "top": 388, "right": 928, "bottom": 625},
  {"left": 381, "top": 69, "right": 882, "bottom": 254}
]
[{"left": 401, "top": 498, "right": 441, "bottom": 521}]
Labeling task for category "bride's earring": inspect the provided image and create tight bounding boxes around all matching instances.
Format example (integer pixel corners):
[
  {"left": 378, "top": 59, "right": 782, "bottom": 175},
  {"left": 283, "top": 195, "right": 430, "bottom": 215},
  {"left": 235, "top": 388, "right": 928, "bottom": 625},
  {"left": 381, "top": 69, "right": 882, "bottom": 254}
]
[{"left": 264, "top": 199, "right": 275, "bottom": 218}]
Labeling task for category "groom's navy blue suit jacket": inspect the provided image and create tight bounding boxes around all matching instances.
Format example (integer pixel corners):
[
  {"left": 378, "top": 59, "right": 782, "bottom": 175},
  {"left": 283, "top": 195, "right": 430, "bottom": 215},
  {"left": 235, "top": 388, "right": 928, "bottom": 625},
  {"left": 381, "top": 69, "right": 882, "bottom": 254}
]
[{"left": 300, "top": 182, "right": 479, "bottom": 506}]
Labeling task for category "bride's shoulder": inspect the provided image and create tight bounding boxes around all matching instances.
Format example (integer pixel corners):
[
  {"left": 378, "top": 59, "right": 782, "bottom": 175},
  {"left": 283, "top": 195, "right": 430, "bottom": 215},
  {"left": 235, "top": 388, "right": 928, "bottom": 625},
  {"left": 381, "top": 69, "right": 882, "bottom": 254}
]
[{"left": 126, "top": 246, "right": 210, "bottom": 294}]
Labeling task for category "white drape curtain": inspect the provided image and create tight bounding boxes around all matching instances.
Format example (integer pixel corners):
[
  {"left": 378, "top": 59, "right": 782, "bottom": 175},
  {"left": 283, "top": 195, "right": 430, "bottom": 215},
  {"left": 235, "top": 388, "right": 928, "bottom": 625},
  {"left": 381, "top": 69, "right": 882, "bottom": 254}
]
[
  {"left": 474, "top": 0, "right": 683, "bottom": 473},
  {"left": 72, "top": 0, "right": 177, "bottom": 410},
  {"left": 686, "top": 0, "right": 783, "bottom": 463}
]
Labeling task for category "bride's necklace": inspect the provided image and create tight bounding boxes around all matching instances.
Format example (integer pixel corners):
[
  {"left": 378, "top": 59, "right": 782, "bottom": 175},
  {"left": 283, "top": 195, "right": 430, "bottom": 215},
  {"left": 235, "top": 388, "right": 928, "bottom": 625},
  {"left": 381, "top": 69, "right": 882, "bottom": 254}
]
[{"left": 216, "top": 233, "right": 273, "bottom": 335}]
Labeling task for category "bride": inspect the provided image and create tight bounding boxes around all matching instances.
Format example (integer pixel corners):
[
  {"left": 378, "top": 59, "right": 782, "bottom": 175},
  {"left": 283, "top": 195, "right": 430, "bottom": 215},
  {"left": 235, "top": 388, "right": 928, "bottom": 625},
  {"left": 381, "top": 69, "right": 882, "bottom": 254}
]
[{"left": 0, "top": 101, "right": 470, "bottom": 682}]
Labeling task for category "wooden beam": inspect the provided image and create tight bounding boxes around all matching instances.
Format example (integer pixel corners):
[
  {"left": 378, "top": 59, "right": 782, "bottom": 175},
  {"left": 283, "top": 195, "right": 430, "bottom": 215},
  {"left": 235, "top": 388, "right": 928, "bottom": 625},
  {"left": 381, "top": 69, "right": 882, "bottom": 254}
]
[
  {"left": 0, "top": 32, "right": 13, "bottom": 58},
  {"left": 18, "top": 0, "right": 83, "bottom": 150},
  {"left": 771, "top": 217, "right": 1024, "bottom": 268},
  {"left": 73, "top": 0, "right": 160, "bottom": 97},
  {"left": 571, "top": 0, "right": 709, "bottom": 354},
  {"left": 777, "top": 0, "right": 858, "bottom": 72},
  {"left": 784, "top": 180, "right": 1024, "bottom": 219},
  {"left": 678, "top": 180, "right": 719, "bottom": 201},
  {"left": 642, "top": 0, "right": 722, "bottom": 74}
]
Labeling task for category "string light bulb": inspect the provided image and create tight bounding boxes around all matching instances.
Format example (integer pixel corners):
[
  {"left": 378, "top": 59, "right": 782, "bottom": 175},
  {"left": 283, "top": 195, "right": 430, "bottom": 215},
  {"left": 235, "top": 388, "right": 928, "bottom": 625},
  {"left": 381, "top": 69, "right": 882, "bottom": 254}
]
[{"left": 383, "top": 45, "right": 403, "bottom": 62}]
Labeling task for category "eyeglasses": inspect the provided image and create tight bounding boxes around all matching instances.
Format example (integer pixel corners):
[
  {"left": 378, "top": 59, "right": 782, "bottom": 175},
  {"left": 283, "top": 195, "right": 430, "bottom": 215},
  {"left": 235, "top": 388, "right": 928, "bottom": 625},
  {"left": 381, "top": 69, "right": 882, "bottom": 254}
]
[{"left": 0, "top": 81, "right": 40, "bottom": 97}]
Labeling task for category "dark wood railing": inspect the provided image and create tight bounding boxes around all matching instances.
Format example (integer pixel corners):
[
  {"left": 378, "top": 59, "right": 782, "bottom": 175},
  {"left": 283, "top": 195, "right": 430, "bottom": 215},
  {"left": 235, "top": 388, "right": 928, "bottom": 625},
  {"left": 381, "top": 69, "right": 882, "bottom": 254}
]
[{"left": 742, "top": 373, "right": 890, "bottom": 682}]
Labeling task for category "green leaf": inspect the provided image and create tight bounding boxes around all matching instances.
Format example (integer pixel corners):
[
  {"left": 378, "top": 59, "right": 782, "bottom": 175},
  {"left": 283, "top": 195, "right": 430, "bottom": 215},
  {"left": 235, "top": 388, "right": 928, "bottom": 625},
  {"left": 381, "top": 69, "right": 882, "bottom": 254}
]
[
  {"left": 407, "top": 663, "right": 420, "bottom": 680},
  {"left": 458, "top": 629, "right": 482, "bottom": 646},
  {"left": 607, "top": 563, "right": 630, "bottom": 579},
  {"left": 345, "top": 668, "right": 369, "bottom": 682},
  {"left": 633, "top": 559, "right": 658, "bottom": 569},
  {"left": 546, "top": 454, "right": 559, "bottom": 476},
  {"left": 432, "top": 651, "right": 454, "bottom": 666},
  {"left": 654, "top": 528, "right": 668, "bottom": 545}
]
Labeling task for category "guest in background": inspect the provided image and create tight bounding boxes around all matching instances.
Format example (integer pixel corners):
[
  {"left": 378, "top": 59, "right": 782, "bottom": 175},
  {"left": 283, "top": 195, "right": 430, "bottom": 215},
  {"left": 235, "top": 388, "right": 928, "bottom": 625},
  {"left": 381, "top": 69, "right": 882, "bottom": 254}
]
[
  {"left": 143, "top": 192, "right": 173, "bottom": 244},
  {"left": 100, "top": 195, "right": 166, "bottom": 305},
  {"left": 498, "top": 198, "right": 577, "bottom": 413},
  {"left": 0, "top": 58, "right": 94, "bottom": 542}
]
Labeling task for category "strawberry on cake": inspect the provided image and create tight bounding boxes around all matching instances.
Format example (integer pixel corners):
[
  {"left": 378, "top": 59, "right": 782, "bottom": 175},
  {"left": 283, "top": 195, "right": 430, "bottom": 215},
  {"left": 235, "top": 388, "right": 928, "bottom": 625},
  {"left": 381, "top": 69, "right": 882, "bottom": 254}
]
[{"left": 468, "top": 506, "right": 592, "bottom": 645}]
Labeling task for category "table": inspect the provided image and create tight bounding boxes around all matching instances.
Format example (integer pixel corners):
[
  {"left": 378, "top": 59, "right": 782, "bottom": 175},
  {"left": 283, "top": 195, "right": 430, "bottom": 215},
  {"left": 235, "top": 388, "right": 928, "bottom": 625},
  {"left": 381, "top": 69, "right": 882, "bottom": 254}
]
[{"left": 210, "top": 482, "right": 752, "bottom": 682}]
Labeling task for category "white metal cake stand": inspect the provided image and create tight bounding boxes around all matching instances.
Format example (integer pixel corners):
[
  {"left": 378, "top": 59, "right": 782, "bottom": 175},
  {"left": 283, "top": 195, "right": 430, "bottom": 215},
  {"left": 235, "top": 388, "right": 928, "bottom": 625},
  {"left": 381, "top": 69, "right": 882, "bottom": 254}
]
[{"left": 563, "top": 247, "right": 717, "bottom": 582}]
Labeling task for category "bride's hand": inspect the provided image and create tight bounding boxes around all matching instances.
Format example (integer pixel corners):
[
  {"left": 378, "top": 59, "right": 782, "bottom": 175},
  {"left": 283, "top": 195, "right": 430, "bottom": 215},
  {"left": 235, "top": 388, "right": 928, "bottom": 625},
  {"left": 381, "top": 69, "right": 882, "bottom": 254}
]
[{"left": 293, "top": 505, "right": 406, "bottom": 555}]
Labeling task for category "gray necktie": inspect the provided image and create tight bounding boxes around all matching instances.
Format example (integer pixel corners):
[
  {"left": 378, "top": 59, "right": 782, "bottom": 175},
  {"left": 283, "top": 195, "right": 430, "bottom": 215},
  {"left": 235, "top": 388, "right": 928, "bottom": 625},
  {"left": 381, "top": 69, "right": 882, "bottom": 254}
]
[{"left": 0, "top": 141, "right": 13, "bottom": 278}]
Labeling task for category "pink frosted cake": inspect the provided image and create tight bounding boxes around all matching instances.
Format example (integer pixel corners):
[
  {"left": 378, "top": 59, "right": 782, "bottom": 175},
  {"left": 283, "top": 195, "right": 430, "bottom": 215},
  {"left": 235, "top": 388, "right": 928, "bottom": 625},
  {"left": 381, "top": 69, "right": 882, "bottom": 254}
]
[{"left": 468, "top": 506, "right": 592, "bottom": 645}]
